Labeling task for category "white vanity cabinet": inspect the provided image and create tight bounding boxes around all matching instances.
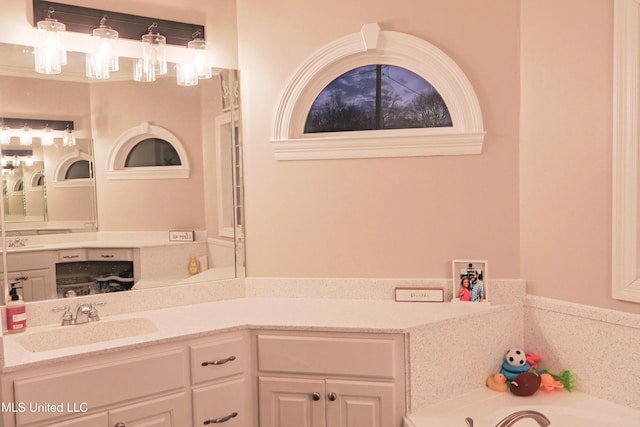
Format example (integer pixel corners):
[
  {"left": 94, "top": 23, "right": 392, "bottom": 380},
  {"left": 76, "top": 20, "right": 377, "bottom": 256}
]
[
  {"left": 1, "top": 251, "right": 56, "bottom": 301},
  {"left": 0, "top": 331, "right": 251, "bottom": 427},
  {"left": 256, "top": 331, "right": 405, "bottom": 427}
]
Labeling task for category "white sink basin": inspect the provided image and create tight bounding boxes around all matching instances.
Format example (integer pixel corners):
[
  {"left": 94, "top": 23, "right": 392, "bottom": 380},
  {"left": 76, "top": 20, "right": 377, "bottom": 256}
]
[{"left": 17, "top": 318, "right": 158, "bottom": 352}]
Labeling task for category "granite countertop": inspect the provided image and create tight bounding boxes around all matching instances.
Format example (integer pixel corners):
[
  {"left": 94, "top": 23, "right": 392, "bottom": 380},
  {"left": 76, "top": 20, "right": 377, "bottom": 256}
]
[{"left": 2, "top": 297, "right": 499, "bottom": 371}]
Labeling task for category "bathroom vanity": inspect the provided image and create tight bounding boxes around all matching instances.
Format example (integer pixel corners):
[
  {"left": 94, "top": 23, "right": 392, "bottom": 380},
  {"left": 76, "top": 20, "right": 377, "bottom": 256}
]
[{"left": 0, "top": 297, "right": 512, "bottom": 427}]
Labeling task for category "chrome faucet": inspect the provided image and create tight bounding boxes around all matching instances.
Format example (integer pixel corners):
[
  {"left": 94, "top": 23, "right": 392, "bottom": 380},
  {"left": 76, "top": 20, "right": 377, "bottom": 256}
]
[
  {"left": 495, "top": 410, "right": 551, "bottom": 427},
  {"left": 53, "top": 302, "right": 105, "bottom": 326}
]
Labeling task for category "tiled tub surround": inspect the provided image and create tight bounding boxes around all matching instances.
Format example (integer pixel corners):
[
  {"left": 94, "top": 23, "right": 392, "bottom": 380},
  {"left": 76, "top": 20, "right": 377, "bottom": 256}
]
[{"left": 524, "top": 295, "right": 640, "bottom": 410}]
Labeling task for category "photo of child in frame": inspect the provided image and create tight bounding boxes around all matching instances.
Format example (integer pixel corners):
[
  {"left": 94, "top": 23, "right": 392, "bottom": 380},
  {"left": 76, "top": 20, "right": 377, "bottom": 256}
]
[{"left": 452, "top": 260, "right": 488, "bottom": 302}]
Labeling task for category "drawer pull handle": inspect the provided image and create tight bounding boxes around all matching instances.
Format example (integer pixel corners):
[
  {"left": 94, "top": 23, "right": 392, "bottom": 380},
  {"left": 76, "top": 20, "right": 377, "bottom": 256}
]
[
  {"left": 62, "top": 255, "right": 79, "bottom": 259},
  {"left": 311, "top": 392, "right": 321, "bottom": 401},
  {"left": 114, "top": 423, "right": 126, "bottom": 427},
  {"left": 100, "top": 254, "right": 115, "bottom": 258},
  {"left": 328, "top": 392, "right": 337, "bottom": 401},
  {"left": 201, "top": 355, "right": 236, "bottom": 366},
  {"left": 204, "top": 412, "right": 238, "bottom": 424}
]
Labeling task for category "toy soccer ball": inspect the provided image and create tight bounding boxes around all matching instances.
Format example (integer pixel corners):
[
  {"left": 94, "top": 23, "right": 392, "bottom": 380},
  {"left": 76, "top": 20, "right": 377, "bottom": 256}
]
[{"left": 505, "top": 349, "right": 526, "bottom": 367}]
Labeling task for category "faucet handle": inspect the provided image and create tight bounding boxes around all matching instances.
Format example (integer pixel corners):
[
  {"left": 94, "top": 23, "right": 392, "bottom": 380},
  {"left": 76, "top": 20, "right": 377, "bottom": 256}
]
[
  {"left": 88, "top": 301, "right": 106, "bottom": 322},
  {"left": 52, "top": 305, "right": 73, "bottom": 326}
]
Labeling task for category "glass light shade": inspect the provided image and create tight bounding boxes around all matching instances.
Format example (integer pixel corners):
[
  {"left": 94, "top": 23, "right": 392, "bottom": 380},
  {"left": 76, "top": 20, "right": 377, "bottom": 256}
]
[
  {"left": 0, "top": 125, "right": 9, "bottom": 145},
  {"left": 133, "top": 58, "right": 156, "bottom": 82},
  {"left": 41, "top": 125, "right": 54, "bottom": 146},
  {"left": 12, "top": 157, "right": 20, "bottom": 167},
  {"left": 188, "top": 38, "right": 212, "bottom": 79},
  {"left": 25, "top": 158, "right": 34, "bottom": 167},
  {"left": 35, "top": 19, "right": 67, "bottom": 74},
  {"left": 141, "top": 32, "right": 167, "bottom": 76},
  {"left": 20, "top": 126, "right": 32, "bottom": 146},
  {"left": 62, "top": 127, "right": 76, "bottom": 147},
  {"left": 176, "top": 63, "right": 198, "bottom": 86},
  {"left": 86, "top": 25, "right": 119, "bottom": 79}
]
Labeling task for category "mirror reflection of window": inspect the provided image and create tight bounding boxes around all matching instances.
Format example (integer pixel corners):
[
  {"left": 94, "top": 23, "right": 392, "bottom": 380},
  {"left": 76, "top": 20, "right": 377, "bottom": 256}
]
[
  {"left": 305, "top": 64, "right": 452, "bottom": 133},
  {"left": 124, "top": 138, "right": 182, "bottom": 167},
  {"left": 64, "top": 160, "right": 92, "bottom": 180},
  {"left": 15, "top": 179, "right": 23, "bottom": 192},
  {"left": 33, "top": 171, "right": 45, "bottom": 186}
]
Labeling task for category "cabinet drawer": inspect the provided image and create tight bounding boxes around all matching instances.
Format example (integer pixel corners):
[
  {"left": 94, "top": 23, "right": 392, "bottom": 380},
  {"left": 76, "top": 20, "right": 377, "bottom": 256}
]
[
  {"left": 87, "top": 248, "right": 133, "bottom": 261},
  {"left": 193, "top": 378, "right": 246, "bottom": 427},
  {"left": 109, "top": 392, "right": 189, "bottom": 427},
  {"left": 58, "top": 249, "right": 87, "bottom": 262},
  {"left": 258, "top": 334, "right": 400, "bottom": 379},
  {"left": 190, "top": 334, "right": 245, "bottom": 385},
  {"left": 14, "top": 349, "right": 186, "bottom": 425}
]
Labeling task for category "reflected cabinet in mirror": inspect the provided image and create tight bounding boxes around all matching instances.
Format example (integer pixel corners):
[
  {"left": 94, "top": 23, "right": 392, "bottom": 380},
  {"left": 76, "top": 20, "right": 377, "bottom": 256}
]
[{"left": 0, "top": 43, "right": 244, "bottom": 304}]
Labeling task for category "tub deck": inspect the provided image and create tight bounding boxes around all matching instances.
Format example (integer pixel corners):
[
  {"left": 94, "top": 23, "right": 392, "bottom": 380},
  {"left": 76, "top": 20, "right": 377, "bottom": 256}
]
[{"left": 404, "top": 387, "right": 640, "bottom": 427}]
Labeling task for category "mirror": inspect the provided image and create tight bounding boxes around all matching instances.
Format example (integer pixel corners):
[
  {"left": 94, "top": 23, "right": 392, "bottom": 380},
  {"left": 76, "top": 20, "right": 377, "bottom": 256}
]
[{"left": 0, "top": 42, "right": 244, "bottom": 303}]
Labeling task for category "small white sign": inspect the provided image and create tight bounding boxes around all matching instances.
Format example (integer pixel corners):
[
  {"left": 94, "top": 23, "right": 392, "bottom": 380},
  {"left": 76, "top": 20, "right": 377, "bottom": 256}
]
[
  {"left": 395, "top": 288, "right": 444, "bottom": 302},
  {"left": 169, "top": 231, "right": 194, "bottom": 241}
]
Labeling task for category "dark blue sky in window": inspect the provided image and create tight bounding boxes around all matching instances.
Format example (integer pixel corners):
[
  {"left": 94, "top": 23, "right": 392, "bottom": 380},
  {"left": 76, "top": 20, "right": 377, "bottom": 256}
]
[
  {"left": 305, "top": 65, "right": 451, "bottom": 133},
  {"left": 313, "top": 65, "right": 436, "bottom": 108}
]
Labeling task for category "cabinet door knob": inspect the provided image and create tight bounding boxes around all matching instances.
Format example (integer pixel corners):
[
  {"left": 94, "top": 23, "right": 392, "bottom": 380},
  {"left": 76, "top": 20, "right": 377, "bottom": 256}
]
[
  {"left": 328, "top": 392, "right": 337, "bottom": 401},
  {"left": 311, "top": 392, "right": 321, "bottom": 401}
]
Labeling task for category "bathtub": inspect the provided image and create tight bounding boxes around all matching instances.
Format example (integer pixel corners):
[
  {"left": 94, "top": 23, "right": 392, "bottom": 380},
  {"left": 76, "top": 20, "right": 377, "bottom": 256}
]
[{"left": 404, "top": 387, "right": 640, "bottom": 426}]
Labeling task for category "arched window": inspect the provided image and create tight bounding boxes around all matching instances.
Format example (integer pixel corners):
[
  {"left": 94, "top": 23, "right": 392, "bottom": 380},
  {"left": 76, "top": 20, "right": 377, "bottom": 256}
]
[
  {"left": 305, "top": 65, "right": 451, "bottom": 133},
  {"left": 124, "top": 138, "right": 181, "bottom": 167},
  {"left": 106, "top": 122, "right": 190, "bottom": 180},
  {"left": 272, "top": 23, "right": 485, "bottom": 160},
  {"left": 64, "top": 159, "right": 92, "bottom": 179}
]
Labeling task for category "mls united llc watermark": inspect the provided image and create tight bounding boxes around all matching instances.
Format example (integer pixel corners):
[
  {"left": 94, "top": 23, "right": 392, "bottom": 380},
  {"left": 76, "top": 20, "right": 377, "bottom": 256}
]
[{"left": 1, "top": 401, "right": 89, "bottom": 413}]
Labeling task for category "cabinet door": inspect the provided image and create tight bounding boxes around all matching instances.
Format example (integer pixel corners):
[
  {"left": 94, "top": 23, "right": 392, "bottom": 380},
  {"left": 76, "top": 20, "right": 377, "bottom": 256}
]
[
  {"left": 108, "top": 392, "right": 188, "bottom": 427},
  {"left": 259, "top": 377, "right": 326, "bottom": 427},
  {"left": 8, "top": 268, "right": 54, "bottom": 302},
  {"left": 325, "top": 380, "right": 395, "bottom": 427}
]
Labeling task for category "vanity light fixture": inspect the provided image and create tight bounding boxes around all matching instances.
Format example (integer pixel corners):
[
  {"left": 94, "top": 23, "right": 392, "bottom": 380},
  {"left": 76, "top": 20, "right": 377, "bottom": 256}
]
[
  {"left": 20, "top": 125, "right": 33, "bottom": 146},
  {"left": 86, "top": 15, "right": 119, "bottom": 80},
  {"left": 62, "top": 125, "right": 76, "bottom": 147},
  {"left": 32, "top": 1, "right": 206, "bottom": 85},
  {"left": 136, "top": 22, "right": 167, "bottom": 82},
  {"left": 34, "top": 6, "right": 67, "bottom": 75},
  {"left": 41, "top": 124, "right": 54, "bottom": 146},
  {"left": 176, "top": 30, "right": 212, "bottom": 86}
]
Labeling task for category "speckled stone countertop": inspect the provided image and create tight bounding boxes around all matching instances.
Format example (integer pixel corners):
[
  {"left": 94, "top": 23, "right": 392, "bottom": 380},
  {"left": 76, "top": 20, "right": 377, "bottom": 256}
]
[{"left": 2, "top": 297, "right": 499, "bottom": 371}]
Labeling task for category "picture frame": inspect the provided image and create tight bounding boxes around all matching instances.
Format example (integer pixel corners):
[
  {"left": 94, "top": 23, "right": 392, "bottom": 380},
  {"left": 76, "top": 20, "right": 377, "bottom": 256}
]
[{"left": 452, "top": 259, "right": 488, "bottom": 302}]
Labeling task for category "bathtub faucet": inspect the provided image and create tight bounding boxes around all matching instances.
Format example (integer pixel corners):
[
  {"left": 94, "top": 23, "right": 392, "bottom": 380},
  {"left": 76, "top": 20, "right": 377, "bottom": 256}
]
[{"left": 495, "top": 410, "right": 551, "bottom": 427}]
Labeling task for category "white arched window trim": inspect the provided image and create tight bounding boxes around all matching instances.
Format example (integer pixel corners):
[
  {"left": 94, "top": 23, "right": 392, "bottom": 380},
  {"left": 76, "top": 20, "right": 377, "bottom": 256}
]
[
  {"left": 612, "top": 0, "right": 640, "bottom": 302},
  {"left": 52, "top": 151, "right": 93, "bottom": 188},
  {"left": 271, "top": 23, "right": 485, "bottom": 161},
  {"left": 105, "top": 122, "right": 190, "bottom": 180}
]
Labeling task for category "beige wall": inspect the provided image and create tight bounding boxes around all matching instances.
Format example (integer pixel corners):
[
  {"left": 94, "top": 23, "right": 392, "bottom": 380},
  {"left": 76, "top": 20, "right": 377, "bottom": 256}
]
[
  {"left": 236, "top": 0, "right": 639, "bottom": 314},
  {"left": 237, "top": 0, "right": 521, "bottom": 278},
  {"left": 520, "top": 0, "right": 638, "bottom": 313}
]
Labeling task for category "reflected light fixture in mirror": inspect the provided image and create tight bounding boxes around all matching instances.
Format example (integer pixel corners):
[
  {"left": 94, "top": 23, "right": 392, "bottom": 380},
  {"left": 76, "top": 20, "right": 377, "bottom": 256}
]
[
  {"left": 35, "top": 6, "right": 67, "bottom": 75},
  {"left": 20, "top": 125, "right": 32, "bottom": 146},
  {"left": 86, "top": 15, "right": 119, "bottom": 80},
  {"left": 0, "top": 118, "right": 75, "bottom": 147}
]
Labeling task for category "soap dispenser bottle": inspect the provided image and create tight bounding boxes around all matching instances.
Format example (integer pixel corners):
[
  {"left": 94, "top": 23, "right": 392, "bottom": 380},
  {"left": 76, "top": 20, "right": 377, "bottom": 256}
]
[{"left": 6, "top": 283, "right": 26, "bottom": 333}]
